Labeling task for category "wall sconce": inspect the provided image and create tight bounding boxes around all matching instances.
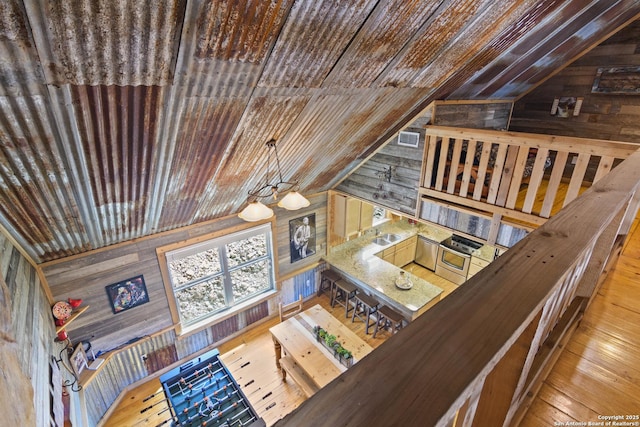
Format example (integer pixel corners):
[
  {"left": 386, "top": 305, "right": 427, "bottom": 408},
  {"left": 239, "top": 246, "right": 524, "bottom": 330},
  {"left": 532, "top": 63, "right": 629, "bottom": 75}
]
[
  {"left": 238, "top": 139, "right": 310, "bottom": 222},
  {"left": 373, "top": 165, "right": 397, "bottom": 200},
  {"left": 550, "top": 96, "right": 584, "bottom": 117},
  {"left": 51, "top": 338, "right": 82, "bottom": 392}
]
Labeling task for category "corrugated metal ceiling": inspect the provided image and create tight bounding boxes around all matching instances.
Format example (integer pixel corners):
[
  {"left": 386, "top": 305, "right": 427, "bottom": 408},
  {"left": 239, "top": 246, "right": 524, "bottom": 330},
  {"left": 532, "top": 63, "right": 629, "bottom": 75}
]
[{"left": 0, "top": 0, "right": 639, "bottom": 262}]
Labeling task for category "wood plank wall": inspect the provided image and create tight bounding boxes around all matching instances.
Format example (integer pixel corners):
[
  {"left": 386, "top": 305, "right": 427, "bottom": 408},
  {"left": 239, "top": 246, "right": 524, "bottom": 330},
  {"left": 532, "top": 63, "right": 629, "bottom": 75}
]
[
  {"left": 1, "top": 233, "right": 57, "bottom": 426},
  {"left": 419, "top": 200, "right": 528, "bottom": 247},
  {"left": 433, "top": 101, "right": 512, "bottom": 130},
  {"left": 336, "top": 101, "right": 512, "bottom": 220},
  {"left": 41, "top": 194, "right": 327, "bottom": 354},
  {"left": 511, "top": 19, "right": 640, "bottom": 145},
  {"left": 35, "top": 193, "right": 326, "bottom": 425},
  {"left": 336, "top": 131, "right": 424, "bottom": 215}
]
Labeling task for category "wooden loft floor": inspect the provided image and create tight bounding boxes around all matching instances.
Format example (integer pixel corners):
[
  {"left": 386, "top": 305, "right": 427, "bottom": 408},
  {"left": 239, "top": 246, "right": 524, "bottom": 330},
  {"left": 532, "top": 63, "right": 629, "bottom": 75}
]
[
  {"left": 519, "top": 215, "right": 640, "bottom": 425},
  {"left": 513, "top": 179, "right": 589, "bottom": 218},
  {"left": 103, "top": 217, "right": 639, "bottom": 426}
]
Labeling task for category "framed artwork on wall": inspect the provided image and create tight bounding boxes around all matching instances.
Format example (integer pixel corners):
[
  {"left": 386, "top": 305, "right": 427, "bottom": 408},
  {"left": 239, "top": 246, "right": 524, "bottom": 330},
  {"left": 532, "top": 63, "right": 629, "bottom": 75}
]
[
  {"left": 105, "top": 274, "right": 149, "bottom": 314},
  {"left": 289, "top": 213, "right": 316, "bottom": 263},
  {"left": 592, "top": 66, "right": 640, "bottom": 94},
  {"left": 69, "top": 344, "right": 87, "bottom": 378}
]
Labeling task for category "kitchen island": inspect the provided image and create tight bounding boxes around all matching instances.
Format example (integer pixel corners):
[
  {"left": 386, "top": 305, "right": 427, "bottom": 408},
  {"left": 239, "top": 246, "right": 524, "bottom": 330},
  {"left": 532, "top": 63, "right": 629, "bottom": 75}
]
[{"left": 324, "top": 220, "right": 449, "bottom": 321}]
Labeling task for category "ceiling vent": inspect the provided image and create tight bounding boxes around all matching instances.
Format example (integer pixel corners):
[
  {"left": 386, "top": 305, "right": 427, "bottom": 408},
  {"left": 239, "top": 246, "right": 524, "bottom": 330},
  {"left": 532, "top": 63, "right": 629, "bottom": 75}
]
[{"left": 397, "top": 131, "right": 420, "bottom": 147}]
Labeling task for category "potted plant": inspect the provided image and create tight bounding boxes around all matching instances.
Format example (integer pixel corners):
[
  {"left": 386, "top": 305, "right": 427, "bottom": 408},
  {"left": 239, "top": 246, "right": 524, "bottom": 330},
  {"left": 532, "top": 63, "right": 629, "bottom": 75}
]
[
  {"left": 324, "top": 333, "right": 337, "bottom": 349},
  {"left": 313, "top": 325, "right": 353, "bottom": 368}
]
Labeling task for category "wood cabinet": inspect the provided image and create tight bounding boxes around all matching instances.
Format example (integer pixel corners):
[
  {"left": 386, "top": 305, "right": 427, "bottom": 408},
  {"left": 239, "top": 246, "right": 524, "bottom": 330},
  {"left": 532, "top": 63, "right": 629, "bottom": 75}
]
[
  {"left": 467, "top": 256, "right": 490, "bottom": 279},
  {"left": 374, "top": 236, "right": 417, "bottom": 268},
  {"left": 332, "top": 194, "right": 374, "bottom": 238},
  {"left": 375, "top": 247, "right": 396, "bottom": 264},
  {"left": 360, "top": 202, "right": 374, "bottom": 231},
  {"left": 394, "top": 236, "right": 417, "bottom": 267},
  {"left": 382, "top": 247, "right": 396, "bottom": 264}
]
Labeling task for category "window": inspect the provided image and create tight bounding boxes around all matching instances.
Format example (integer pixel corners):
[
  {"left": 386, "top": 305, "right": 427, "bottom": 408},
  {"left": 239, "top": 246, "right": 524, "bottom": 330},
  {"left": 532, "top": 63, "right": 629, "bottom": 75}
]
[
  {"left": 164, "top": 224, "right": 275, "bottom": 326},
  {"left": 372, "top": 205, "right": 387, "bottom": 226}
]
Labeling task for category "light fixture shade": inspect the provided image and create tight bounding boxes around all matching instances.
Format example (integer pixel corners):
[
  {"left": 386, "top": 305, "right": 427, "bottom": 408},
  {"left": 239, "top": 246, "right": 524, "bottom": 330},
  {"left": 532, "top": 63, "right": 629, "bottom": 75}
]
[
  {"left": 238, "top": 201, "right": 274, "bottom": 222},
  {"left": 239, "top": 139, "right": 309, "bottom": 221},
  {"left": 277, "top": 191, "right": 310, "bottom": 210}
]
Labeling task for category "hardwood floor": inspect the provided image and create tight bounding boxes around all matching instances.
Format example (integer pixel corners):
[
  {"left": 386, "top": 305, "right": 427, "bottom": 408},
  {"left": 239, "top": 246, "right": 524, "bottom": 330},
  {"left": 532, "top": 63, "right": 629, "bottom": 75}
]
[
  {"left": 404, "top": 262, "right": 459, "bottom": 299},
  {"left": 103, "top": 265, "right": 453, "bottom": 426},
  {"left": 519, "top": 215, "right": 640, "bottom": 426},
  {"left": 104, "top": 225, "right": 640, "bottom": 427}
]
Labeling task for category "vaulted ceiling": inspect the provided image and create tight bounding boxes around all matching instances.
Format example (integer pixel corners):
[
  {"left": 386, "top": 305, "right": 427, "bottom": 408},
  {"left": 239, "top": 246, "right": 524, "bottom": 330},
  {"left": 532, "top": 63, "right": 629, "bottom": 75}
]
[{"left": 1, "top": 0, "right": 639, "bottom": 263}]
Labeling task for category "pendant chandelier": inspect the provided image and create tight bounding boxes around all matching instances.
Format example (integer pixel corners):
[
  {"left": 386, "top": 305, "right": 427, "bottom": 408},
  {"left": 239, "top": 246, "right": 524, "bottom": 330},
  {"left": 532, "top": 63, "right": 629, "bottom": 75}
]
[{"left": 238, "top": 139, "right": 310, "bottom": 222}]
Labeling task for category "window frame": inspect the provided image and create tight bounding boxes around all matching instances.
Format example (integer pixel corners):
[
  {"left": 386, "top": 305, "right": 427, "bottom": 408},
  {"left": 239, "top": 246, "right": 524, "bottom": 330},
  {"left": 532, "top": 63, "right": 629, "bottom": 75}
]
[
  {"left": 157, "top": 222, "right": 277, "bottom": 336},
  {"left": 372, "top": 205, "right": 389, "bottom": 227}
]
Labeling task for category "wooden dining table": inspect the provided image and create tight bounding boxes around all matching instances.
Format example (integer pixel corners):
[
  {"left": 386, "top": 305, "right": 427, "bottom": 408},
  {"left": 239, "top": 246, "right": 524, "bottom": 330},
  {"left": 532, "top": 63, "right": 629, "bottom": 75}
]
[{"left": 269, "top": 304, "right": 373, "bottom": 394}]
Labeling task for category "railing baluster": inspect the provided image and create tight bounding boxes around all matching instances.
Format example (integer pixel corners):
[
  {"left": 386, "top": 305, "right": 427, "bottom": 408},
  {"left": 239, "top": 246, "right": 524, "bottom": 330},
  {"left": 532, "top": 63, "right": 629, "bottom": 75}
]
[
  {"left": 448, "top": 138, "right": 464, "bottom": 193},
  {"left": 486, "top": 143, "right": 508, "bottom": 204},
  {"left": 593, "top": 155, "right": 614, "bottom": 183},
  {"left": 459, "top": 139, "right": 477, "bottom": 197},
  {"left": 522, "top": 147, "right": 550, "bottom": 214},
  {"left": 496, "top": 145, "right": 519, "bottom": 206},
  {"left": 505, "top": 146, "right": 529, "bottom": 209},
  {"left": 423, "top": 134, "right": 437, "bottom": 188},
  {"left": 472, "top": 140, "right": 493, "bottom": 201},
  {"left": 435, "top": 136, "right": 450, "bottom": 191},
  {"left": 564, "top": 152, "right": 590, "bottom": 207},
  {"left": 540, "top": 150, "right": 568, "bottom": 218}
]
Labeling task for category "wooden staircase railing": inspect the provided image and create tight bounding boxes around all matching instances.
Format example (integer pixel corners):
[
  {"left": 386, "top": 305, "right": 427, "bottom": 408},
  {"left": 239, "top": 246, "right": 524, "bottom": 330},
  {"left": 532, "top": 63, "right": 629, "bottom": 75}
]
[
  {"left": 419, "top": 126, "right": 638, "bottom": 226},
  {"left": 275, "top": 149, "right": 640, "bottom": 427}
]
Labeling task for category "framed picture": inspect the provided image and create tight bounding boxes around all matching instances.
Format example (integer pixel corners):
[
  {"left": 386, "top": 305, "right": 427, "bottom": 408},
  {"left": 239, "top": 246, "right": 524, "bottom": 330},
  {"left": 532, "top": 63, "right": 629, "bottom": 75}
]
[
  {"left": 592, "top": 66, "right": 640, "bottom": 94},
  {"left": 105, "top": 274, "right": 149, "bottom": 314},
  {"left": 289, "top": 213, "right": 316, "bottom": 263},
  {"left": 70, "top": 344, "right": 87, "bottom": 378},
  {"left": 550, "top": 96, "right": 579, "bottom": 118}
]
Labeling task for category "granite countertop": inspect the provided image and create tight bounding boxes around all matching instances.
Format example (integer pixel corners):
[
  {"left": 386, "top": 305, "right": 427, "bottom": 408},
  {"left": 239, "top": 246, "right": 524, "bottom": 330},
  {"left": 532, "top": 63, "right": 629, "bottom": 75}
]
[
  {"left": 323, "top": 220, "right": 450, "bottom": 321},
  {"left": 472, "top": 244, "right": 497, "bottom": 263}
]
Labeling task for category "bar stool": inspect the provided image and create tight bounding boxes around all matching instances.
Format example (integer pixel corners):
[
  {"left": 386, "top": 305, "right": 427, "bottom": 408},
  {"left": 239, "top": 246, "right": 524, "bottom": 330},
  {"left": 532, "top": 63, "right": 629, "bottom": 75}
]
[
  {"left": 318, "top": 269, "right": 341, "bottom": 298},
  {"left": 331, "top": 279, "right": 358, "bottom": 318},
  {"left": 351, "top": 292, "right": 380, "bottom": 334},
  {"left": 373, "top": 305, "right": 405, "bottom": 338}
]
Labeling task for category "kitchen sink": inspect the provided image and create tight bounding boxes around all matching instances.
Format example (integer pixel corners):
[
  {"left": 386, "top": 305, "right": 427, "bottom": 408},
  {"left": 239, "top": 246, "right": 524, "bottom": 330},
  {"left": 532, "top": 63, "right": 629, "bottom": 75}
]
[
  {"left": 371, "top": 237, "right": 390, "bottom": 245},
  {"left": 371, "top": 233, "right": 401, "bottom": 245}
]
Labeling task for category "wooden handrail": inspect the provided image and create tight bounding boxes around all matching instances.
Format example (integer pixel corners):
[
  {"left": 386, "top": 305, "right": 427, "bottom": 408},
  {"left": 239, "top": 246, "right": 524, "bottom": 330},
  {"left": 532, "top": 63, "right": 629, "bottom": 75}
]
[
  {"left": 275, "top": 150, "right": 640, "bottom": 426},
  {"left": 420, "top": 126, "right": 638, "bottom": 223},
  {"left": 423, "top": 126, "right": 639, "bottom": 156}
]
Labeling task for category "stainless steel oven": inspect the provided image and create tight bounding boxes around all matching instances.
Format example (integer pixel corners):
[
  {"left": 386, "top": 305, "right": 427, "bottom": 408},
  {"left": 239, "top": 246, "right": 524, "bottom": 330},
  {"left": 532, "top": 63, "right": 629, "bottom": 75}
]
[
  {"left": 435, "top": 234, "right": 483, "bottom": 285},
  {"left": 435, "top": 245, "right": 470, "bottom": 285}
]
